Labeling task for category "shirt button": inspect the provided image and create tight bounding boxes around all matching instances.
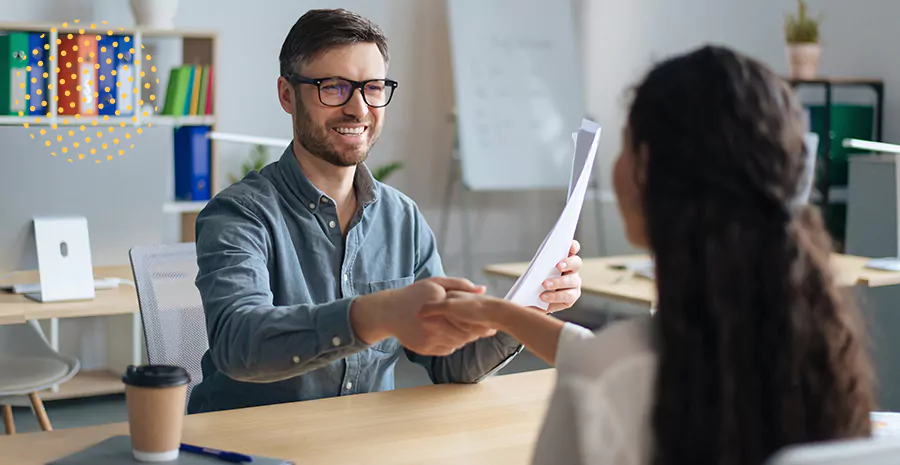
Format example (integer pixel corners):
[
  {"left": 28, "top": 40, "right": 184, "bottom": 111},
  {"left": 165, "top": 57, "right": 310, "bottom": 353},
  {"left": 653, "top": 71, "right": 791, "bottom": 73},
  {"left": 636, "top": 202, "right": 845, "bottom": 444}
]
[
  {"left": 345, "top": 381, "right": 353, "bottom": 390},
  {"left": 328, "top": 220, "right": 336, "bottom": 228},
  {"left": 321, "top": 197, "right": 329, "bottom": 204},
  {"left": 292, "top": 355, "right": 300, "bottom": 364},
  {"left": 342, "top": 274, "right": 349, "bottom": 282},
  {"left": 308, "top": 202, "right": 315, "bottom": 210},
  {"left": 332, "top": 336, "right": 341, "bottom": 347}
]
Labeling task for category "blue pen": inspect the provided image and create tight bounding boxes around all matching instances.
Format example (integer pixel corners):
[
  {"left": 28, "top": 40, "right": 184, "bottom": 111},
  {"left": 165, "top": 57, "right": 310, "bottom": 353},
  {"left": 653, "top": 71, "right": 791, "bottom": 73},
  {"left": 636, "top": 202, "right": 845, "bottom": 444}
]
[{"left": 180, "top": 443, "right": 254, "bottom": 463}]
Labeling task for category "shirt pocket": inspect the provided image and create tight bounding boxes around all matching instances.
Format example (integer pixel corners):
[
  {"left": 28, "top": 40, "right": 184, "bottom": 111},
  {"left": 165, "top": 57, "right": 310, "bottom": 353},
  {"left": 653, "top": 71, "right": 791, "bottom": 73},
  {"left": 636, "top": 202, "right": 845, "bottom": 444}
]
[{"left": 367, "top": 275, "right": 415, "bottom": 293}]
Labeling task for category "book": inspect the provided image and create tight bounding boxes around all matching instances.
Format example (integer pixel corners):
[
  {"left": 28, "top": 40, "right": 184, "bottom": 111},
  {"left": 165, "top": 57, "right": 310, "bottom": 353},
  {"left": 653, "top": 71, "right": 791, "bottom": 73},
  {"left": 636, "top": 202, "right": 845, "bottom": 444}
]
[
  {"left": 204, "top": 66, "right": 213, "bottom": 115},
  {"left": 49, "top": 436, "right": 294, "bottom": 464},
  {"left": 197, "top": 66, "right": 208, "bottom": 116},
  {"left": 189, "top": 65, "right": 202, "bottom": 115},
  {"left": 0, "top": 32, "right": 29, "bottom": 115},
  {"left": 182, "top": 65, "right": 195, "bottom": 116}
]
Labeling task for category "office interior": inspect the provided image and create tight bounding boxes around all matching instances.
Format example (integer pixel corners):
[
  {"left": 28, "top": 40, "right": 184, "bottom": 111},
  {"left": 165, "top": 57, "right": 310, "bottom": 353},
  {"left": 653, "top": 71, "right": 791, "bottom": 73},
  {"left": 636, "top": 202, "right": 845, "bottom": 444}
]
[{"left": 2, "top": 0, "right": 900, "bottom": 463}]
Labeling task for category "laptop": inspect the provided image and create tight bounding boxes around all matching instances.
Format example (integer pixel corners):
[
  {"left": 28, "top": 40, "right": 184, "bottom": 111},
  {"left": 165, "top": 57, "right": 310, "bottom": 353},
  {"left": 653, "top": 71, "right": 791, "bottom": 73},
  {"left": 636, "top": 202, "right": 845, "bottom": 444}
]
[{"left": 25, "top": 216, "right": 95, "bottom": 303}]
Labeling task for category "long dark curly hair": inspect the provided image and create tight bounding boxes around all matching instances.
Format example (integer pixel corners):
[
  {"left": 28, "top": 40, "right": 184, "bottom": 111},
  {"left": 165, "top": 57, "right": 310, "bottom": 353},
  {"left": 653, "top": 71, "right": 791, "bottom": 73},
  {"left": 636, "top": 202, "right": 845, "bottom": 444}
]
[{"left": 627, "top": 46, "right": 875, "bottom": 465}]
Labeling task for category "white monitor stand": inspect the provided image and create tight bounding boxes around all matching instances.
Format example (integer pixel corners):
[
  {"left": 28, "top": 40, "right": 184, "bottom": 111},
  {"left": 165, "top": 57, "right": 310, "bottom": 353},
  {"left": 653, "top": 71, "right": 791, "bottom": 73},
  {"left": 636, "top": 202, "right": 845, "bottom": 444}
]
[{"left": 25, "top": 216, "right": 95, "bottom": 303}]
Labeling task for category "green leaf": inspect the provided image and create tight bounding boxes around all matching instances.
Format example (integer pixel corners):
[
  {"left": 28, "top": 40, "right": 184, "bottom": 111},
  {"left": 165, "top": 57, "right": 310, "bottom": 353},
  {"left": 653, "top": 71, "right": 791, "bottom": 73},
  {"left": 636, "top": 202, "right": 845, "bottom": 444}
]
[
  {"left": 371, "top": 161, "right": 403, "bottom": 182},
  {"left": 230, "top": 144, "right": 270, "bottom": 184}
]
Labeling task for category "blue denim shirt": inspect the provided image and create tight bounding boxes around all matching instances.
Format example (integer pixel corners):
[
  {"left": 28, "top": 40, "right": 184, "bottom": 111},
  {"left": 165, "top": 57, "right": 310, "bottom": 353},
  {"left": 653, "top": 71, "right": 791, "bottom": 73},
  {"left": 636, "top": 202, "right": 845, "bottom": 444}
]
[{"left": 187, "top": 145, "right": 522, "bottom": 414}]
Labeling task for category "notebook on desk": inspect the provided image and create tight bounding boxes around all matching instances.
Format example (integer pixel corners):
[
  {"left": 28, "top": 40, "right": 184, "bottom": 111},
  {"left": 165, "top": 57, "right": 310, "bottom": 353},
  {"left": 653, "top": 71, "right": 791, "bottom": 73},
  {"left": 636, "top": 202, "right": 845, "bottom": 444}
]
[{"left": 50, "top": 436, "right": 294, "bottom": 465}]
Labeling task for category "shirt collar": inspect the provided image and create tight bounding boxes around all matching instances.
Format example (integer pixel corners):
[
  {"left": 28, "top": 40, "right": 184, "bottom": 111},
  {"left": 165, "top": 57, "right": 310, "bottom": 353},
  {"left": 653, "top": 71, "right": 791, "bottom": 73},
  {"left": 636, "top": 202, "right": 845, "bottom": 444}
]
[{"left": 277, "top": 143, "right": 380, "bottom": 210}]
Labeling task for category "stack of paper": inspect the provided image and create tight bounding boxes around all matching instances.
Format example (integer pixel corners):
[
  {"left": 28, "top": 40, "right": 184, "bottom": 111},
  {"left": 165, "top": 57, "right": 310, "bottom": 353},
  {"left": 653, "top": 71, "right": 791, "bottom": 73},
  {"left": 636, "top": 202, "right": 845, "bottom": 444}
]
[{"left": 505, "top": 119, "right": 602, "bottom": 310}]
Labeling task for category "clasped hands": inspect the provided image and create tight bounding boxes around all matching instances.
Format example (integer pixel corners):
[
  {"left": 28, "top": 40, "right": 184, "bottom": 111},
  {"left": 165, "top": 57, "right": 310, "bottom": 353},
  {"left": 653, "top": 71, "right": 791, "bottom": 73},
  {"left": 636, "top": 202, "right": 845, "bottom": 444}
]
[{"left": 353, "top": 241, "right": 582, "bottom": 356}]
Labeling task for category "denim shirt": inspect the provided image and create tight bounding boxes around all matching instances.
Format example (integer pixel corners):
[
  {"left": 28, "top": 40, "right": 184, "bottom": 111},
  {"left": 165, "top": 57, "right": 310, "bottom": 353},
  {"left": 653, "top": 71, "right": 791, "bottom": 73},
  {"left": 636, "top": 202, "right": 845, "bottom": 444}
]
[{"left": 187, "top": 145, "right": 522, "bottom": 414}]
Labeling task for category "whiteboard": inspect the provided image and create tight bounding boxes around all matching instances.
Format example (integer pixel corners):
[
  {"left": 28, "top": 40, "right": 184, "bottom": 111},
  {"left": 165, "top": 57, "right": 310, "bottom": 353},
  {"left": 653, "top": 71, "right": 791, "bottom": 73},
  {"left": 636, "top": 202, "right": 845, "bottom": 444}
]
[{"left": 447, "top": 0, "right": 584, "bottom": 191}]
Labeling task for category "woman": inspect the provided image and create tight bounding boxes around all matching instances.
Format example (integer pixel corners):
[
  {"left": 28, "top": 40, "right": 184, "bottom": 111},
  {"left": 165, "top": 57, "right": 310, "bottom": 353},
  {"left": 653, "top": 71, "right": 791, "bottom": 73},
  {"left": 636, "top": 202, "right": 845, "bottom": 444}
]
[{"left": 419, "top": 45, "right": 875, "bottom": 465}]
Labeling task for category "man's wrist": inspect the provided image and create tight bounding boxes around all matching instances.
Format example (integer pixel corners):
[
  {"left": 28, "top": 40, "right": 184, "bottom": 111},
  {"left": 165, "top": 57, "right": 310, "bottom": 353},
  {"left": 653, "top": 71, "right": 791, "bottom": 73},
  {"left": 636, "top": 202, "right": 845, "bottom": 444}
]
[{"left": 349, "top": 291, "right": 394, "bottom": 345}]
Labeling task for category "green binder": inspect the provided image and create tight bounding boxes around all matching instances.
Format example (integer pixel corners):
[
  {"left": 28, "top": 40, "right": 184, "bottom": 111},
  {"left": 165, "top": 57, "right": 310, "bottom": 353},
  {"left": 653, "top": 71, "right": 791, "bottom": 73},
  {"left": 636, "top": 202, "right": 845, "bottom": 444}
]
[{"left": 0, "top": 32, "right": 30, "bottom": 115}]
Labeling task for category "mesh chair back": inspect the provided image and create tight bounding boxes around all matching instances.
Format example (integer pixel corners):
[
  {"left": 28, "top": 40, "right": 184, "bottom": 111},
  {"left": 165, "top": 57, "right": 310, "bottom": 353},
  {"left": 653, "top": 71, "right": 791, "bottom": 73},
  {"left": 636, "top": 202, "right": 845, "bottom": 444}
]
[{"left": 129, "top": 243, "right": 207, "bottom": 408}]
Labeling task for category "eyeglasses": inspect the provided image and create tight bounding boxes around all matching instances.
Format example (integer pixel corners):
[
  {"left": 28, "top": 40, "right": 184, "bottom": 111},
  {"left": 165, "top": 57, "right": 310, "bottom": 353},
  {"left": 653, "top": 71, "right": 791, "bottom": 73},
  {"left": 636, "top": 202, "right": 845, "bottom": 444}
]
[{"left": 283, "top": 75, "right": 398, "bottom": 108}]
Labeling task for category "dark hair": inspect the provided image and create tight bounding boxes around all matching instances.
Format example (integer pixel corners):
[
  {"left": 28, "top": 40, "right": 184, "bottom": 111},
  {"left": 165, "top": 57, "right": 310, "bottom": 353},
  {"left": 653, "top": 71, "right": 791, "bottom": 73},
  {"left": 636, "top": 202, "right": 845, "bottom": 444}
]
[
  {"left": 628, "top": 45, "right": 875, "bottom": 465},
  {"left": 279, "top": 9, "right": 389, "bottom": 77}
]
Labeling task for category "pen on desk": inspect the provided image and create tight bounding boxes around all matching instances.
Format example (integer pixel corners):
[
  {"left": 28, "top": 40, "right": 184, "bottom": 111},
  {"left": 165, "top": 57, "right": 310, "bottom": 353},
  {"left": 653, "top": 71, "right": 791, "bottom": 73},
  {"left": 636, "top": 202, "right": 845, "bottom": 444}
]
[{"left": 180, "top": 443, "right": 254, "bottom": 463}]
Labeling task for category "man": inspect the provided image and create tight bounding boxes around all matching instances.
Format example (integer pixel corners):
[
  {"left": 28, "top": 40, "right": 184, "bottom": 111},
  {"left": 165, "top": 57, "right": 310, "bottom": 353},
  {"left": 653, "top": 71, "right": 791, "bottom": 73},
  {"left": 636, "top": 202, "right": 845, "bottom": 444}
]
[{"left": 188, "top": 8, "right": 583, "bottom": 414}]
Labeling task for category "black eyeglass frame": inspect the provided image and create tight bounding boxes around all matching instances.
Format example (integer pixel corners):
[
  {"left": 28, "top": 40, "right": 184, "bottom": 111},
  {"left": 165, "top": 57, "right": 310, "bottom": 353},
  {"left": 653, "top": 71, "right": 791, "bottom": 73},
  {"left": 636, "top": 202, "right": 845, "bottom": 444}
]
[{"left": 283, "top": 74, "right": 399, "bottom": 108}]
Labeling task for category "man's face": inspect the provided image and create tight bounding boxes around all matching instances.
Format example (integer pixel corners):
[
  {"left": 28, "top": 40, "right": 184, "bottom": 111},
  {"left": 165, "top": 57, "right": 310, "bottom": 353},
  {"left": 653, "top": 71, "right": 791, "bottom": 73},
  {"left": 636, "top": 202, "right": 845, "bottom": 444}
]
[{"left": 285, "top": 43, "right": 387, "bottom": 167}]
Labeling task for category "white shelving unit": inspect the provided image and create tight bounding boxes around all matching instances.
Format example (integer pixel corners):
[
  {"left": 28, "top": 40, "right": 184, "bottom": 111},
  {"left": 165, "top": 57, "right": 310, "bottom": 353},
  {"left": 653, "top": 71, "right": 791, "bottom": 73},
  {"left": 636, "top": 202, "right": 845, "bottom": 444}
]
[{"left": 0, "top": 22, "right": 219, "bottom": 244}]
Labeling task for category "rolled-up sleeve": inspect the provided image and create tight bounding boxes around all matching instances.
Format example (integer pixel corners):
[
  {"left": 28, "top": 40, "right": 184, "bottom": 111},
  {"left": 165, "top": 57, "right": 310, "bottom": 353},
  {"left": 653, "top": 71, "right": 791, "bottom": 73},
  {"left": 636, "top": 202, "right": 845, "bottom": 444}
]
[
  {"left": 195, "top": 196, "right": 368, "bottom": 383},
  {"left": 403, "top": 207, "right": 524, "bottom": 384}
]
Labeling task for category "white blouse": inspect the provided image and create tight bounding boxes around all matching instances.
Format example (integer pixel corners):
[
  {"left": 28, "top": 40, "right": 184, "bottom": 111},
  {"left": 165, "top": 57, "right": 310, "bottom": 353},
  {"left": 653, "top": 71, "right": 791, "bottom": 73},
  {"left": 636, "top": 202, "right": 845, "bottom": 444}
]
[{"left": 531, "top": 317, "right": 658, "bottom": 465}]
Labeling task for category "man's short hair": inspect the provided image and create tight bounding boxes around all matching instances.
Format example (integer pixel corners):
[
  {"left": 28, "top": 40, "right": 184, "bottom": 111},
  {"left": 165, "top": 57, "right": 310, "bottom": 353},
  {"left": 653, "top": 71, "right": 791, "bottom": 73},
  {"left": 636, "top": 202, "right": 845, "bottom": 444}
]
[{"left": 280, "top": 9, "right": 390, "bottom": 77}]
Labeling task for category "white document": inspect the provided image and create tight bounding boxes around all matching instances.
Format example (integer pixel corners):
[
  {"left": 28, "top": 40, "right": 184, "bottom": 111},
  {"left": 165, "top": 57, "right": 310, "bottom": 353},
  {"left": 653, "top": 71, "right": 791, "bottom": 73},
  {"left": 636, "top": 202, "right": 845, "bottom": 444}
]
[{"left": 506, "top": 119, "right": 601, "bottom": 310}]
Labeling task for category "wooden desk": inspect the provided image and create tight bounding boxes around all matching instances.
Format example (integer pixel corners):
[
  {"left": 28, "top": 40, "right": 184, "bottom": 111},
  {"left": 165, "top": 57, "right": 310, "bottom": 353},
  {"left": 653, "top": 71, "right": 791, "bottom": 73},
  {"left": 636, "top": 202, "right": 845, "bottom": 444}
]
[
  {"left": 0, "top": 369, "right": 556, "bottom": 465},
  {"left": 0, "top": 265, "right": 141, "bottom": 400},
  {"left": 0, "top": 266, "right": 138, "bottom": 321},
  {"left": 485, "top": 254, "right": 900, "bottom": 307}
]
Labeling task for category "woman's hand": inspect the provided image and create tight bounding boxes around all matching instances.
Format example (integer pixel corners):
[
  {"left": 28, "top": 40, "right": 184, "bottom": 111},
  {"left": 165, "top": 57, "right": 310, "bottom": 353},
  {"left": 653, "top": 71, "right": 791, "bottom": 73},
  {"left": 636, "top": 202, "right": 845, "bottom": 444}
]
[
  {"left": 418, "top": 293, "right": 514, "bottom": 335},
  {"left": 538, "top": 240, "right": 584, "bottom": 313}
]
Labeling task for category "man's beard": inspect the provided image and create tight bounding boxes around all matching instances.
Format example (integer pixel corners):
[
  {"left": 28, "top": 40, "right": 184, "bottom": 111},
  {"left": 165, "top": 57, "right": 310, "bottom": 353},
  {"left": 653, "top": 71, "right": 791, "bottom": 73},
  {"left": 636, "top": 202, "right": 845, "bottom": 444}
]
[{"left": 294, "top": 99, "right": 378, "bottom": 167}]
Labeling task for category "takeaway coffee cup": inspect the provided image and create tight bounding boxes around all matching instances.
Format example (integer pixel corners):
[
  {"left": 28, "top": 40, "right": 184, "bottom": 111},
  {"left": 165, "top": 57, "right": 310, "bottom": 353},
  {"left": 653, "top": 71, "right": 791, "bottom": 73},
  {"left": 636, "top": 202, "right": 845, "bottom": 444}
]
[{"left": 122, "top": 365, "right": 191, "bottom": 462}]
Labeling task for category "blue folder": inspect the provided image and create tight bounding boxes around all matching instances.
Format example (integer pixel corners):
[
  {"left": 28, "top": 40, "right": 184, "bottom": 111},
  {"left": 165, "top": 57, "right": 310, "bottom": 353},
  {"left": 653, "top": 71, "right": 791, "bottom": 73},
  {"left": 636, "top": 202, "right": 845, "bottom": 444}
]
[
  {"left": 97, "top": 36, "right": 117, "bottom": 115},
  {"left": 27, "top": 33, "right": 47, "bottom": 116},
  {"left": 115, "top": 36, "right": 134, "bottom": 116},
  {"left": 174, "top": 126, "right": 211, "bottom": 201}
]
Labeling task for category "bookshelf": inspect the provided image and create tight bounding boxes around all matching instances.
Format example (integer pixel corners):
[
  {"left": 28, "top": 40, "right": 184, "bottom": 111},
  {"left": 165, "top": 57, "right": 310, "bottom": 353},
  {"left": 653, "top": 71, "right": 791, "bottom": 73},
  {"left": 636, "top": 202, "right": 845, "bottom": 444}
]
[
  {"left": 0, "top": 21, "right": 218, "bottom": 243},
  {"left": 0, "top": 22, "right": 218, "bottom": 400}
]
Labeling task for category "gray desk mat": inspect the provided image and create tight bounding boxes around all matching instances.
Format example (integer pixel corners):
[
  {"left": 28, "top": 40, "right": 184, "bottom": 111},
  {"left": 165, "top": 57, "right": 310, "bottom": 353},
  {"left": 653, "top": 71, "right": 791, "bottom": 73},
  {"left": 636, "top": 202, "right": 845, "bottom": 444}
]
[{"left": 49, "top": 435, "right": 294, "bottom": 464}]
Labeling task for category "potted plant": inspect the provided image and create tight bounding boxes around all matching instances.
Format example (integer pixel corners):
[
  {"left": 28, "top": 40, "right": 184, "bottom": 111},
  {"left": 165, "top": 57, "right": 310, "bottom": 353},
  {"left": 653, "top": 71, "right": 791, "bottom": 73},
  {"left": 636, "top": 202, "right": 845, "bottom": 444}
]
[
  {"left": 371, "top": 161, "right": 403, "bottom": 183},
  {"left": 784, "top": 0, "right": 823, "bottom": 80},
  {"left": 228, "top": 144, "right": 269, "bottom": 184},
  {"left": 130, "top": 0, "right": 179, "bottom": 29}
]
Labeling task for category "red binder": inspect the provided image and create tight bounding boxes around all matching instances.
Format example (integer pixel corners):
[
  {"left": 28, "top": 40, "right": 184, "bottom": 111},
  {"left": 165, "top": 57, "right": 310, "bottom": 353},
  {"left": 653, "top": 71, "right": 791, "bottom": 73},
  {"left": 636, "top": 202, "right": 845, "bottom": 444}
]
[{"left": 57, "top": 35, "right": 79, "bottom": 115}]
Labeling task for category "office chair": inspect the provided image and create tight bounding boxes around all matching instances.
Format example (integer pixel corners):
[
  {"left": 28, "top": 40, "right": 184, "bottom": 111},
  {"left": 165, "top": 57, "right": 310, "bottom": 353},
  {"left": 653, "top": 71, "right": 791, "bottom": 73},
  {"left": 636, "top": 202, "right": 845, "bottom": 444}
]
[
  {"left": 129, "top": 243, "right": 207, "bottom": 411},
  {"left": 766, "top": 437, "right": 900, "bottom": 465},
  {"left": 0, "top": 320, "right": 80, "bottom": 434}
]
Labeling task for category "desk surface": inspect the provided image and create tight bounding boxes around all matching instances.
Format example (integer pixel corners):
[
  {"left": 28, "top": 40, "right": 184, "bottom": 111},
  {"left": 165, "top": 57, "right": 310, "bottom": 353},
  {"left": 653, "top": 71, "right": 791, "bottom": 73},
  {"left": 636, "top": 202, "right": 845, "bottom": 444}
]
[
  {"left": 0, "top": 265, "right": 137, "bottom": 324},
  {"left": 485, "top": 254, "right": 900, "bottom": 307},
  {"left": 0, "top": 369, "right": 555, "bottom": 465}
]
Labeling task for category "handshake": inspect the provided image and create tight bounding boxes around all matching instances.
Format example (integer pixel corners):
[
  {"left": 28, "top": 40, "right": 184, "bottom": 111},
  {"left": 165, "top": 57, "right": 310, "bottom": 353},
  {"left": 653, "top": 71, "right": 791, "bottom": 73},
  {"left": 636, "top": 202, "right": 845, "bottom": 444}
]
[{"left": 350, "top": 241, "right": 583, "bottom": 356}]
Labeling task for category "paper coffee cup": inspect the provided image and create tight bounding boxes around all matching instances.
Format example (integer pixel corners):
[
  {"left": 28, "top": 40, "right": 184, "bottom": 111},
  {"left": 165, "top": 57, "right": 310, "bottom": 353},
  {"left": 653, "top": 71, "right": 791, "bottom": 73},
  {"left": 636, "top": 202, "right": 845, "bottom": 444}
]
[{"left": 122, "top": 365, "right": 191, "bottom": 462}]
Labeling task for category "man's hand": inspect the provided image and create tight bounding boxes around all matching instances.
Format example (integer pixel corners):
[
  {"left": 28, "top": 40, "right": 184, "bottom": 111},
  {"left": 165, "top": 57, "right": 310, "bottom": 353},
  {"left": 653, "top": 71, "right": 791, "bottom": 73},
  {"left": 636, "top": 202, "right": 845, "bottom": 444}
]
[
  {"left": 350, "top": 277, "right": 496, "bottom": 356},
  {"left": 537, "top": 240, "right": 583, "bottom": 313}
]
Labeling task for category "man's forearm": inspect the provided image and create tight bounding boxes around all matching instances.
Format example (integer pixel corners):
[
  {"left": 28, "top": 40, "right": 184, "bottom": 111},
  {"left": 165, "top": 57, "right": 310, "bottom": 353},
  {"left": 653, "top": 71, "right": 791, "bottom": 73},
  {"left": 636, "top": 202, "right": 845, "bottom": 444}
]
[{"left": 349, "top": 290, "right": 394, "bottom": 345}]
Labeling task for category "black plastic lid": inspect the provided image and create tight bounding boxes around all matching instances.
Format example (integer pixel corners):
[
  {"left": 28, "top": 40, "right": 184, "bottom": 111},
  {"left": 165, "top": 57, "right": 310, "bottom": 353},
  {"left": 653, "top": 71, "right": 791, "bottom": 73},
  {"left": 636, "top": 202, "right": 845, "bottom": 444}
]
[{"left": 122, "top": 365, "right": 191, "bottom": 388}]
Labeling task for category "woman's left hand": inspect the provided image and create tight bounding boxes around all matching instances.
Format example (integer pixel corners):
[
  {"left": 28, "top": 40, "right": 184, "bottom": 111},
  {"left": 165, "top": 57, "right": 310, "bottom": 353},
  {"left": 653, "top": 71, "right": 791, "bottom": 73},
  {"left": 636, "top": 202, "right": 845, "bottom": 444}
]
[{"left": 537, "top": 240, "right": 583, "bottom": 313}]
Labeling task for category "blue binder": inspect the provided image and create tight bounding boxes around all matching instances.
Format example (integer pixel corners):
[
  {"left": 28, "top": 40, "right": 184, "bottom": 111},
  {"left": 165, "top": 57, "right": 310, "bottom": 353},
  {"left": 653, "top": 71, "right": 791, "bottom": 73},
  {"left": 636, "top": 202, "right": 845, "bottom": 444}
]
[
  {"left": 115, "top": 36, "right": 134, "bottom": 116},
  {"left": 27, "top": 33, "right": 47, "bottom": 116},
  {"left": 174, "top": 126, "right": 211, "bottom": 201},
  {"left": 97, "top": 36, "right": 117, "bottom": 115}
]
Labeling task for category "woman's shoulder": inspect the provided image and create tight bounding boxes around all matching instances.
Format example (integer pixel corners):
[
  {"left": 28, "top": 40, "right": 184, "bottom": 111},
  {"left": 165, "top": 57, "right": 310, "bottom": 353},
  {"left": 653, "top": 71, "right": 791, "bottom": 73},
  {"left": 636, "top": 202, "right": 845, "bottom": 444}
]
[{"left": 556, "top": 316, "right": 657, "bottom": 381}]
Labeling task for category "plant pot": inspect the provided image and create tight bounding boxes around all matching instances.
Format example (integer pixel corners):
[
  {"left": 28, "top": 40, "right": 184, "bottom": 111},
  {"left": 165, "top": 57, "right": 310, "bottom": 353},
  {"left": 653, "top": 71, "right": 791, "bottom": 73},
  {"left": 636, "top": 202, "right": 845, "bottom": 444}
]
[
  {"left": 786, "top": 43, "right": 821, "bottom": 80},
  {"left": 130, "top": 0, "right": 179, "bottom": 29}
]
